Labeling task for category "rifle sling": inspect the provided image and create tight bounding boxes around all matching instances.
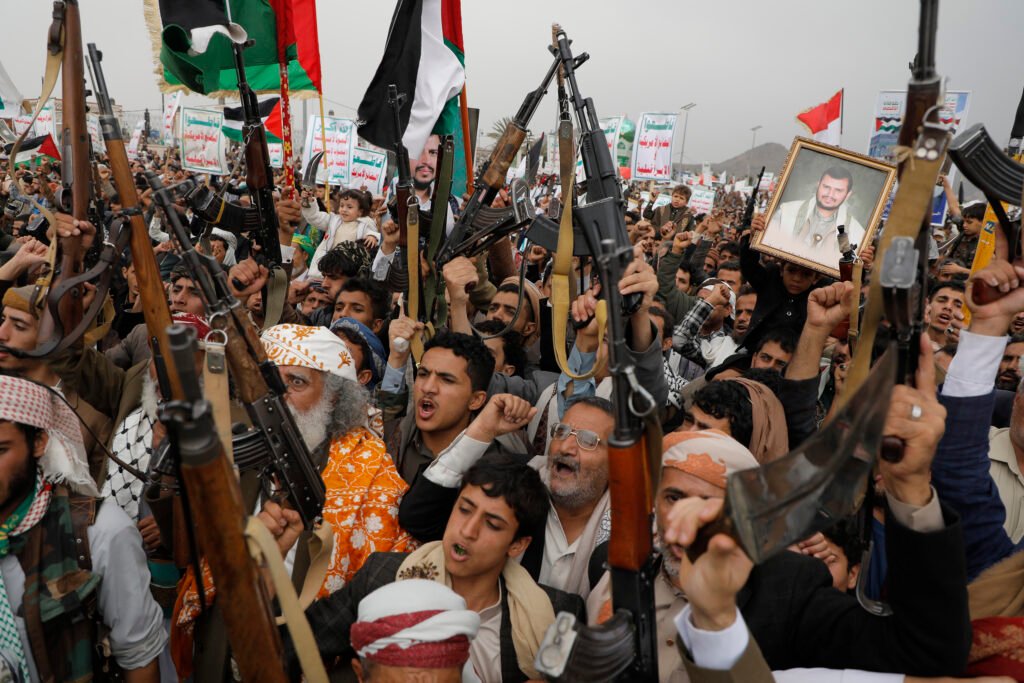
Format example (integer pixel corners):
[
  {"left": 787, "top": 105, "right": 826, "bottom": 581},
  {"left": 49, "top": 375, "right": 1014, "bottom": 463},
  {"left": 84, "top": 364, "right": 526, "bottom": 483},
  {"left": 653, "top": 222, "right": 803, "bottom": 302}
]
[
  {"left": 244, "top": 518, "right": 328, "bottom": 683},
  {"left": 425, "top": 138, "right": 455, "bottom": 328},
  {"left": 551, "top": 121, "right": 606, "bottom": 381},
  {"left": 406, "top": 197, "right": 425, "bottom": 362},
  {"left": 202, "top": 334, "right": 232, "bottom": 462},
  {"left": 839, "top": 142, "right": 949, "bottom": 409},
  {"left": 262, "top": 266, "right": 288, "bottom": 330}
]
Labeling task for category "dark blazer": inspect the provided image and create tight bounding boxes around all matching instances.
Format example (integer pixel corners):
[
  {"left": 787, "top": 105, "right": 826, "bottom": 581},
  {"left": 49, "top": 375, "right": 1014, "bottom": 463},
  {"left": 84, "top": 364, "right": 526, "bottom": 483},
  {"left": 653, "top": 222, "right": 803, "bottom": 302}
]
[
  {"left": 739, "top": 505, "right": 971, "bottom": 676},
  {"left": 931, "top": 390, "right": 1021, "bottom": 581},
  {"left": 738, "top": 233, "right": 819, "bottom": 352},
  {"left": 283, "top": 551, "right": 585, "bottom": 681}
]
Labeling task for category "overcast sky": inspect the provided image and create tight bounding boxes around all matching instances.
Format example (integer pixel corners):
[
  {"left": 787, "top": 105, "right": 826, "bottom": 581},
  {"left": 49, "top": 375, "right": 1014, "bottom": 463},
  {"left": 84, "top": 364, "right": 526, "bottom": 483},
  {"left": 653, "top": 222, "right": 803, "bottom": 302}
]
[{"left": 5, "top": 0, "right": 1023, "bottom": 164}]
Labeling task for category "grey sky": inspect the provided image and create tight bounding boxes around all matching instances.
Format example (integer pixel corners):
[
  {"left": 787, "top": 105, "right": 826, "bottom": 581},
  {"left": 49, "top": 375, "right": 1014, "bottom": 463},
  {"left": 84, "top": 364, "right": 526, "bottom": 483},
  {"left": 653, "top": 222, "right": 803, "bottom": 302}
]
[{"left": 4, "top": 0, "right": 1023, "bottom": 165}]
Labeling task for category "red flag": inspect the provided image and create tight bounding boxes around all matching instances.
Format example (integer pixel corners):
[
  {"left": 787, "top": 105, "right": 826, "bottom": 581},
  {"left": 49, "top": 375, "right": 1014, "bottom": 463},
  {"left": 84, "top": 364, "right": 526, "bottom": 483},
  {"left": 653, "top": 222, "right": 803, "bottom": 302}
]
[{"left": 796, "top": 89, "right": 843, "bottom": 145}]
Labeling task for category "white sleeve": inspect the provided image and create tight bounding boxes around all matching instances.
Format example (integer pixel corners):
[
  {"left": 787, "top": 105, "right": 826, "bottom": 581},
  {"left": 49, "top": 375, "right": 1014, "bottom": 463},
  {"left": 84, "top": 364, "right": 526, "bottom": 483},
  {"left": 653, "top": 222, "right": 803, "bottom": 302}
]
[
  {"left": 774, "top": 669, "right": 904, "bottom": 683},
  {"left": 942, "top": 329, "right": 1007, "bottom": 397},
  {"left": 675, "top": 604, "right": 748, "bottom": 670},
  {"left": 358, "top": 217, "right": 381, "bottom": 240},
  {"left": 89, "top": 500, "right": 167, "bottom": 670},
  {"left": 424, "top": 431, "right": 491, "bottom": 488},
  {"left": 301, "top": 203, "right": 334, "bottom": 232},
  {"left": 372, "top": 248, "right": 397, "bottom": 281},
  {"left": 307, "top": 234, "right": 331, "bottom": 280}
]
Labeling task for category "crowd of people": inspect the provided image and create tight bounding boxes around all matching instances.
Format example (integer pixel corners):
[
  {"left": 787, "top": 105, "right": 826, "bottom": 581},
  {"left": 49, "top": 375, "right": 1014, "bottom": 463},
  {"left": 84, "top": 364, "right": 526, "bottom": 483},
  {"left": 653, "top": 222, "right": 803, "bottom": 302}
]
[{"left": 0, "top": 122, "right": 1019, "bottom": 683}]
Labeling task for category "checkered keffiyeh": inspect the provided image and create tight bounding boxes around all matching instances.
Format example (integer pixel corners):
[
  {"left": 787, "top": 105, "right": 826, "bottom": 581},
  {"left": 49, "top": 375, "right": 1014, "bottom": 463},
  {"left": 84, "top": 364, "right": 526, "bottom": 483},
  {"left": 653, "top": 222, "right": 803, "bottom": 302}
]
[
  {"left": 0, "top": 469, "right": 52, "bottom": 682},
  {"left": 0, "top": 377, "right": 97, "bottom": 497},
  {"left": 103, "top": 407, "right": 154, "bottom": 521}
]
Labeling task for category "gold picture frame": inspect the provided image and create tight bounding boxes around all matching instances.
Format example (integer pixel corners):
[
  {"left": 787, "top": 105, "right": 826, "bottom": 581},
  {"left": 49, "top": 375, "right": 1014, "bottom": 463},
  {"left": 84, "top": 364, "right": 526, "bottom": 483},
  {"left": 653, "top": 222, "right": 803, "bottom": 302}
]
[{"left": 752, "top": 137, "right": 897, "bottom": 279}]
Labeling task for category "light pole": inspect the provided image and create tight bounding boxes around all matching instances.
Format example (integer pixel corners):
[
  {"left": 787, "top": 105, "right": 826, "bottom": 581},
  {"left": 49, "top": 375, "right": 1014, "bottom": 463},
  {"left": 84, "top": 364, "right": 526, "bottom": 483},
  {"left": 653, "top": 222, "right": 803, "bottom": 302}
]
[
  {"left": 748, "top": 125, "right": 762, "bottom": 181},
  {"left": 677, "top": 102, "right": 696, "bottom": 180}
]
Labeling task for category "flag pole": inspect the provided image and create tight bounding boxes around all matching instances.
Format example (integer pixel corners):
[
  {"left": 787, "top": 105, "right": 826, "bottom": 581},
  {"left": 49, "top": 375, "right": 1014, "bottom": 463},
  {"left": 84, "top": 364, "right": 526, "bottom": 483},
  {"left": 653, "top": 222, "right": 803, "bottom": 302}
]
[
  {"left": 459, "top": 86, "right": 473, "bottom": 193},
  {"left": 840, "top": 88, "right": 845, "bottom": 142},
  {"left": 278, "top": 61, "right": 295, "bottom": 198},
  {"left": 318, "top": 92, "right": 331, "bottom": 212}
]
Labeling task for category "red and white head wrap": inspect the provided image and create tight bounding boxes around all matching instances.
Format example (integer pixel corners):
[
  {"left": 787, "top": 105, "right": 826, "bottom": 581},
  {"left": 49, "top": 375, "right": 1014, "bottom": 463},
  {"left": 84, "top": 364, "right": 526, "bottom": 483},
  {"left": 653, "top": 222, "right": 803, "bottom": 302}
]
[
  {"left": 662, "top": 429, "right": 759, "bottom": 490},
  {"left": 171, "top": 312, "right": 212, "bottom": 342},
  {"left": 260, "top": 324, "right": 357, "bottom": 382},
  {"left": 350, "top": 579, "right": 480, "bottom": 671},
  {"left": 0, "top": 376, "right": 98, "bottom": 496}
]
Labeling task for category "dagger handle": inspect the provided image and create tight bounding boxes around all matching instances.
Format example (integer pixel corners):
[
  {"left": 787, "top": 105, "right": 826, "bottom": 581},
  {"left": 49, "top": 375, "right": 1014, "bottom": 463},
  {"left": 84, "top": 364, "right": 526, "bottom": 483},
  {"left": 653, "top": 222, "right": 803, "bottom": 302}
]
[
  {"left": 684, "top": 514, "right": 738, "bottom": 564},
  {"left": 970, "top": 280, "right": 1003, "bottom": 306},
  {"left": 880, "top": 435, "right": 905, "bottom": 463}
]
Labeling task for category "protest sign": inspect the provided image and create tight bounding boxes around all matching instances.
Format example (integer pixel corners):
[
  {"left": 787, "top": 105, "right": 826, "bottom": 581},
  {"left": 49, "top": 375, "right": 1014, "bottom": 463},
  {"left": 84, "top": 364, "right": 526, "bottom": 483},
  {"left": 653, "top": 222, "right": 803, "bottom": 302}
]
[
  {"left": 34, "top": 101, "right": 55, "bottom": 137},
  {"left": 86, "top": 114, "right": 105, "bottom": 153},
  {"left": 599, "top": 116, "right": 623, "bottom": 162},
  {"left": 268, "top": 142, "right": 283, "bottom": 169},
  {"left": 179, "top": 107, "right": 227, "bottom": 174},
  {"left": 868, "top": 90, "right": 971, "bottom": 162},
  {"left": 631, "top": 112, "right": 677, "bottom": 181},
  {"left": 759, "top": 172, "right": 774, "bottom": 191},
  {"left": 127, "top": 120, "right": 144, "bottom": 160},
  {"left": 162, "top": 91, "right": 182, "bottom": 144},
  {"left": 688, "top": 187, "right": 717, "bottom": 215},
  {"left": 302, "top": 115, "right": 357, "bottom": 186},
  {"left": 350, "top": 146, "right": 388, "bottom": 194}
]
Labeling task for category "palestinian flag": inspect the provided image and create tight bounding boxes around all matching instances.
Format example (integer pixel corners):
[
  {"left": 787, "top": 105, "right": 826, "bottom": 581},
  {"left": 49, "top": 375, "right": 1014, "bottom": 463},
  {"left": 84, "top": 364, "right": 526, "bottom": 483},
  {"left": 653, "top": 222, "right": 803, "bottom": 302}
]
[
  {"left": 3, "top": 134, "right": 60, "bottom": 167},
  {"left": 223, "top": 97, "right": 283, "bottom": 142},
  {"left": 357, "top": 0, "right": 466, "bottom": 161},
  {"left": 145, "top": 0, "right": 322, "bottom": 97}
]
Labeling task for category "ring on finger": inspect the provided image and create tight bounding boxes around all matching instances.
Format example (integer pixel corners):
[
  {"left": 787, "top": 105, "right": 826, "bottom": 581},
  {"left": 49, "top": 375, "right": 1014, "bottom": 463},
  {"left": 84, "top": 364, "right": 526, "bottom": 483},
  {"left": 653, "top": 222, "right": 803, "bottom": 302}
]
[{"left": 909, "top": 404, "right": 923, "bottom": 421}]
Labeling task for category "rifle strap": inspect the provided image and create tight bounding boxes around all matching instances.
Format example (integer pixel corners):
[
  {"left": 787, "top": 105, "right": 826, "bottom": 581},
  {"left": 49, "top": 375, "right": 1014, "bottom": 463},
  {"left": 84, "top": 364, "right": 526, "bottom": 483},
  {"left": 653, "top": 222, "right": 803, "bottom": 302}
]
[
  {"left": 244, "top": 518, "right": 328, "bottom": 683},
  {"left": 202, "top": 332, "right": 233, "bottom": 463},
  {"left": 848, "top": 260, "right": 864, "bottom": 352},
  {"left": 551, "top": 124, "right": 606, "bottom": 381},
  {"left": 406, "top": 196, "right": 425, "bottom": 362},
  {"left": 424, "top": 138, "right": 455, "bottom": 328},
  {"left": 838, "top": 136, "right": 949, "bottom": 409},
  {"left": 262, "top": 266, "right": 288, "bottom": 330}
]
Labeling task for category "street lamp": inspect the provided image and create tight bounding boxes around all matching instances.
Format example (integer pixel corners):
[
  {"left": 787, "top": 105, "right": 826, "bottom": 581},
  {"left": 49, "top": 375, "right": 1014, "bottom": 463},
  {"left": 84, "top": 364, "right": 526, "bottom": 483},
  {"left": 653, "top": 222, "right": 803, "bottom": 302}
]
[
  {"left": 748, "top": 125, "right": 762, "bottom": 181},
  {"left": 677, "top": 103, "right": 696, "bottom": 180}
]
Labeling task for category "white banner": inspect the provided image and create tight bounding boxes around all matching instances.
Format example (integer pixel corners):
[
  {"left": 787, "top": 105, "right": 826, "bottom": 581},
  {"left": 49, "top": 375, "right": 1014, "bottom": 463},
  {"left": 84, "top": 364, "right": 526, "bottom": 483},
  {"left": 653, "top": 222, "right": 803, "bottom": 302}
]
[
  {"left": 268, "top": 142, "right": 283, "bottom": 169},
  {"left": 34, "top": 101, "right": 56, "bottom": 137},
  {"left": 302, "top": 115, "right": 357, "bottom": 186},
  {"left": 179, "top": 107, "right": 227, "bottom": 174},
  {"left": 350, "top": 146, "right": 388, "bottom": 194},
  {"left": 688, "top": 186, "right": 716, "bottom": 215},
  {"left": 0, "top": 60, "right": 22, "bottom": 119},
  {"left": 127, "top": 120, "right": 144, "bottom": 160},
  {"left": 162, "top": 91, "right": 182, "bottom": 144},
  {"left": 631, "top": 112, "right": 677, "bottom": 181},
  {"left": 759, "top": 172, "right": 774, "bottom": 191},
  {"left": 599, "top": 116, "right": 623, "bottom": 161},
  {"left": 86, "top": 114, "right": 105, "bottom": 153}
]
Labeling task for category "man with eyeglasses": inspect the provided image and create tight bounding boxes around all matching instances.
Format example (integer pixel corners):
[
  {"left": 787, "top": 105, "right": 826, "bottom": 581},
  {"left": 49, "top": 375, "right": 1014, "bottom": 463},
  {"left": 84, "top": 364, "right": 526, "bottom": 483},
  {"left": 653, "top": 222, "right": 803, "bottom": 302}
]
[{"left": 400, "top": 256, "right": 669, "bottom": 600}]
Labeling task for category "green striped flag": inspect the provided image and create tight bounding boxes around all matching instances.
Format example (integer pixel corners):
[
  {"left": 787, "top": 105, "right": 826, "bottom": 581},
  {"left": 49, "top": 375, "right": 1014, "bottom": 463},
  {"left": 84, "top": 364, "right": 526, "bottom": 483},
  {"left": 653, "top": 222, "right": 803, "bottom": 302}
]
[{"left": 222, "top": 97, "right": 283, "bottom": 142}]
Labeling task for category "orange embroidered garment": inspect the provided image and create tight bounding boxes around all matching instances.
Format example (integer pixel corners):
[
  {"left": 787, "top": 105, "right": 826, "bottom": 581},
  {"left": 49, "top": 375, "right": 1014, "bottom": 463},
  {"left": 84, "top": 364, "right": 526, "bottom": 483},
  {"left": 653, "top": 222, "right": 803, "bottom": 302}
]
[{"left": 171, "top": 427, "right": 412, "bottom": 678}]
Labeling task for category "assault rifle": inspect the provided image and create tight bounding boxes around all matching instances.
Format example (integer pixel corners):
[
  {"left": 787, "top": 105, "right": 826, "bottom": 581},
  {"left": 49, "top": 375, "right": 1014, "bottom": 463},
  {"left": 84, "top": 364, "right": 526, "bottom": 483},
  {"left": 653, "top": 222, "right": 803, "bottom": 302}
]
[
  {"left": 6, "top": 1, "right": 126, "bottom": 359},
  {"left": 160, "top": 324, "right": 289, "bottom": 683},
  {"left": 743, "top": 166, "right": 766, "bottom": 231},
  {"left": 180, "top": 41, "right": 288, "bottom": 325},
  {"left": 146, "top": 171, "right": 326, "bottom": 531},
  {"left": 534, "top": 27, "right": 658, "bottom": 681}
]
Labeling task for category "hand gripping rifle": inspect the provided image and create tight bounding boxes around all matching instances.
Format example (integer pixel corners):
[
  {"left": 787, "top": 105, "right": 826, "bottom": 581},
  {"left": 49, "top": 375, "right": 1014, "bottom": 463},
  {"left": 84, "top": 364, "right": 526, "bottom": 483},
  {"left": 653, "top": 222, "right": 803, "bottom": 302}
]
[
  {"left": 433, "top": 58, "right": 562, "bottom": 267},
  {"left": 7, "top": 0, "right": 121, "bottom": 360},
  {"left": 534, "top": 28, "right": 658, "bottom": 682},
  {"left": 160, "top": 324, "right": 289, "bottom": 683},
  {"left": 180, "top": 41, "right": 289, "bottom": 326},
  {"left": 146, "top": 171, "right": 326, "bottom": 531}
]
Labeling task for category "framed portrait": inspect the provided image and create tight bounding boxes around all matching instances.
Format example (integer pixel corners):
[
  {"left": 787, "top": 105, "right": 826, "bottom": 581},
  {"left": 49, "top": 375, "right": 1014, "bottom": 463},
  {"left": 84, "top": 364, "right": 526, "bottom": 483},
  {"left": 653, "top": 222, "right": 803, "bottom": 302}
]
[{"left": 752, "top": 137, "right": 896, "bottom": 278}]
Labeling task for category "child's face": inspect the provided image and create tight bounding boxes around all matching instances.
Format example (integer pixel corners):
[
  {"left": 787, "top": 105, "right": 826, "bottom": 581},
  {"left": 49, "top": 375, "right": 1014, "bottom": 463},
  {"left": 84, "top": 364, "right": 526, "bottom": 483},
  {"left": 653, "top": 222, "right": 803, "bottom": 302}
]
[{"left": 337, "top": 197, "right": 361, "bottom": 223}]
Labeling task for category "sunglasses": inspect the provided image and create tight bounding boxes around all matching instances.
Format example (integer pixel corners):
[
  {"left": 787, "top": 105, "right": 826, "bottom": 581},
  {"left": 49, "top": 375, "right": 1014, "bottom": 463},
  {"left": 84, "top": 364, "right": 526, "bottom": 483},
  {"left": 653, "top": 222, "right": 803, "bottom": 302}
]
[{"left": 549, "top": 423, "right": 602, "bottom": 450}]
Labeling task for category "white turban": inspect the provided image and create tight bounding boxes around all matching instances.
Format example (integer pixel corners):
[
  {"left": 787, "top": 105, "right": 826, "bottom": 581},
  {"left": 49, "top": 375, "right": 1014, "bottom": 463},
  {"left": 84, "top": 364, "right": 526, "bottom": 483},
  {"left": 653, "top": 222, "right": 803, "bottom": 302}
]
[
  {"left": 351, "top": 579, "right": 480, "bottom": 672},
  {"left": 260, "top": 324, "right": 357, "bottom": 383}
]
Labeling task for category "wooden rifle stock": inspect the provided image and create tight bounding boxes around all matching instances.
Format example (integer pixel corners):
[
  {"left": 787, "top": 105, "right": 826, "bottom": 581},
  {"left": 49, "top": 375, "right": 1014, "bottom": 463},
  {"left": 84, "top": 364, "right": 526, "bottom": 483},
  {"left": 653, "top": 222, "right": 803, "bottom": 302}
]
[
  {"left": 42, "top": 0, "right": 88, "bottom": 343},
  {"left": 87, "top": 43, "right": 183, "bottom": 399},
  {"left": 607, "top": 440, "right": 654, "bottom": 571},
  {"left": 480, "top": 123, "right": 527, "bottom": 190}
]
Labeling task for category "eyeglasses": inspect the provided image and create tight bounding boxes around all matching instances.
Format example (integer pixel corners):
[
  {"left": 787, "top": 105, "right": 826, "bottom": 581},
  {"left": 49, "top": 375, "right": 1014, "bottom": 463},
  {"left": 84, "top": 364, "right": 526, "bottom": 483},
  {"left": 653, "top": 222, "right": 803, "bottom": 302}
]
[{"left": 549, "top": 423, "right": 602, "bottom": 450}]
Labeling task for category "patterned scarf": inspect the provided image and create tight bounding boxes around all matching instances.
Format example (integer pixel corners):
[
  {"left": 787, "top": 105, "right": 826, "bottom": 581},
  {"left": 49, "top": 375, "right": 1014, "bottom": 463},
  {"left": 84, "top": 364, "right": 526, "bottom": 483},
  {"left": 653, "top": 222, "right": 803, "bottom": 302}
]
[
  {"left": 103, "top": 406, "right": 155, "bottom": 521},
  {"left": 0, "top": 469, "right": 50, "bottom": 682}
]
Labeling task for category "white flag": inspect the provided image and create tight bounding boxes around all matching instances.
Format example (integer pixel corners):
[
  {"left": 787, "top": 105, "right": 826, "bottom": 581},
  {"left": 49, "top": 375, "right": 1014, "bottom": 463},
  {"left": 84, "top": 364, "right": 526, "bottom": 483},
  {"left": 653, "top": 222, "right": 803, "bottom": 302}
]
[{"left": 0, "top": 60, "right": 23, "bottom": 119}]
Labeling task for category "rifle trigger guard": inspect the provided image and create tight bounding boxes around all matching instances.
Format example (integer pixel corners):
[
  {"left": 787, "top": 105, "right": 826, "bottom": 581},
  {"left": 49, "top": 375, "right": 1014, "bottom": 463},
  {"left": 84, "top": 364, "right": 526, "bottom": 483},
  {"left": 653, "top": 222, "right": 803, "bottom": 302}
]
[{"left": 624, "top": 365, "right": 655, "bottom": 418}]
